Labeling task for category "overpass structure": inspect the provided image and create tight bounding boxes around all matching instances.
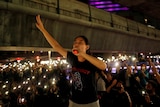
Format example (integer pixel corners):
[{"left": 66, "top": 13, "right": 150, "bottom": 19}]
[{"left": 0, "top": 0, "right": 160, "bottom": 56}]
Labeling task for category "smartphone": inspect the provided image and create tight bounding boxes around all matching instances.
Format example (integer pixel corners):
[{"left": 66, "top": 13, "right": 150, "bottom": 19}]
[{"left": 18, "top": 97, "right": 26, "bottom": 104}]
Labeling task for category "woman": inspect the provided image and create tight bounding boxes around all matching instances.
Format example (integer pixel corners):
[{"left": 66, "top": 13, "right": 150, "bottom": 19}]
[{"left": 35, "top": 15, "right": 107, "bottom": 107}]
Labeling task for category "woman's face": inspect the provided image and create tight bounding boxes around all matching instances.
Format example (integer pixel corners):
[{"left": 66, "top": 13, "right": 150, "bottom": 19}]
[
  {"left": 141, "top": 64, "right": 146, "bottom": 70},
  {"left": 73, "top": 37, "right": 89, "bottom": 53}
]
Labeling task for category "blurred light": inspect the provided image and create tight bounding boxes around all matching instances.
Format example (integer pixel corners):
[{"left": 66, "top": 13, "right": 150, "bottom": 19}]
[
  {"left": 70, "top": 79, "right": 72, "bottom": 84},
  {"left": 2, "top": 85, "right": 6, "bottom": 88},
  {"left": 21, "top": 98, "right": 25, "bottom": 103},
  {"left": 140, "top": 53, "right": 143, "bottom": 55},
  {"left": 18, "top": 85, "right": 21, "bottom": 89},
  {"left": 27, "top": 78, "right": 30, "bottom": 81},
  {"left": 112, "top": 56, "right": 115, "bottom": 61},
  {"left": 52, "top": 78, "right": 56, "bottom": 84},
  {"left": 107, "top": 58, "right": 111, "bottom": 62},
  {"left": 38, "top": 82, "right": 41, "bottom": 85},
  {"left": 27, "top": 87, "right": 31, "bottom": 91},
  {"left": 95, "top": 4, "right": 120, "bottom": 8},
  {"left": 97, "top": 57, "right": 103, "bottom": 60},
  {"left": 25, "top": 81, "right": 29, "bottom": 84},
  {"left": 115, "top": 62, "right": 119, "bottom": 67},
  {"left": 13, "top": 86, "right": 17, "bottom": 90},
  {"left": 105, "top": 7, "right": 129, "bottom": 11},
  {"left": 144, "top": 18, "right": 148, "bottom": 23},
  {"left": 41, "top": 60, "right": 50, "bottom": 64},
  {"left": 57, "top": 57, "right": 61, "bottom": 61},
  {"left": 32, "top": 76, "right": 35, "bottom": 79},
  {"left": 90, "top": 1, "right": 112, "bottom": 5},
  {"left": 52, "top": 81, "right": 56, "bottom": 85},
  {"left": 43, "top": 75, "right": 46, "bottom": 78},
  {"left": 132, "top": 57, "right": 136, "bottom": 61},
  {"left": 44, "top": 85, "right": 48, "bottom": 89},
  {"left": 16, "top": 57, "right": 23, "bottom": 61},
  {"left": 49, "top": 65, "right": 52, "bottom": 69},
  {"left": 5, "top": 91, "right": 9, "bottom": 95},
  {"left": 23, "top": 81, "right": 25, "bottom": 84},
  {"left": 89, "top": 0, "right": 129, "bottom": 12},
  {"left": 147, "top": 25, "right": 155, "bottom": 29}
]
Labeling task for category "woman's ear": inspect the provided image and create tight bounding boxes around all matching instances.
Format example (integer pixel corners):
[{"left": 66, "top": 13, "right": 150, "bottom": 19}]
[{"left": 86, "top": 45, "right": 90, "bottom": 50}]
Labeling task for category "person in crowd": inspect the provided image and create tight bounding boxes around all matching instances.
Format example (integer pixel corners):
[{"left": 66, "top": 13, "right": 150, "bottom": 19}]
[
  {"left": 116, "top": 61, "right": 137, "bottom": 90},
  {"left": 134, "top": 59, "right": 152, "bottom": 88},
  {"left": 95, "top": 70, "right": 107, "bottom": 107},
  {"left": 112, "top": 80, "right": 132, "bottom": 107},
  {"left": 8, "top": 91, "right": 18, "bottom": 107},
  {"left": 33, "top": 87, "right": 47, "bottom": 107},
  {"left": 47, "top": 84, "right": 65, "bottom": 107},
  {"left": 114, "top": 61, "right": 127, "bottom": 81},
  {"left": 142, "top": 80, "right": 160, "bottom": 107},
  {"left": 105, "top": 72, "right": 117, "bottom": 93},
  {"left": 148, "top": 58, "right": 160, "bottom": 96},
  {"left": 102, "top": 72, "right": 117, "bottom": 107},
  {"left": 35, "top": 14, "right": 107, "bottom": 107},
  {"left": 149, "top": 58, "right": 160, "bottom": 84},
  {"left": 116, "top": 62, "right": 142, "bottom": 107}
]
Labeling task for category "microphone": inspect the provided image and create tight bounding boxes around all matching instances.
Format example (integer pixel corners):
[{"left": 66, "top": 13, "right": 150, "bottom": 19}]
[{"left": 73, "top": 49, "right": 78, "bottom": 54}]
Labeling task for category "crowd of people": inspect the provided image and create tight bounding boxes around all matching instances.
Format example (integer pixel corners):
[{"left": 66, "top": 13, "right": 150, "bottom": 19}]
[
  {"left": 96, "top": 58, "right": 160, "bottom": 107},
  {"left": 0, "top": 57, "right": 160, "bottom": 107},
  {"left": 0, "top": 61, "right": 71, "bottom": 107}
]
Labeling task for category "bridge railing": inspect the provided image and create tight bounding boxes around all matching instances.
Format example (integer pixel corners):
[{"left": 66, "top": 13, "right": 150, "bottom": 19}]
[{"left": 2, "top": 0, "right": 160, "bottom": 40}]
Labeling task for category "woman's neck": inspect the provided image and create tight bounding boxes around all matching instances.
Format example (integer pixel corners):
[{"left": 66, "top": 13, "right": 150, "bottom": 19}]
[{"left": 78, "top": 56, "right": 85, "bottom": 62}]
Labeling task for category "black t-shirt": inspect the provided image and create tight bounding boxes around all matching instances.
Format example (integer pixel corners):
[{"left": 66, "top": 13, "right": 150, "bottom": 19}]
[{"left": 67, "top": 51, "right": 101, "bottom": 104}]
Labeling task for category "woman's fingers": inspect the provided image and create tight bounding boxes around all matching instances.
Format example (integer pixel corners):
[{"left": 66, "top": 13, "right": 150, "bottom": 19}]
[
  {"left": 35, "top": 14, "right": 44, "bottom": 31},
  {"left": 36, "top": 15, "right": 41, "bottom": 25}
]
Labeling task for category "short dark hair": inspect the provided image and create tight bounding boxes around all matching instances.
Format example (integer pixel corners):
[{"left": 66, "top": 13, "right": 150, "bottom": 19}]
[
  {"left": 74, "top": 35, "right": 89, "bottom": 45},
  {"left": 148, "top": 80, "right": 157, "bottom": 88}
]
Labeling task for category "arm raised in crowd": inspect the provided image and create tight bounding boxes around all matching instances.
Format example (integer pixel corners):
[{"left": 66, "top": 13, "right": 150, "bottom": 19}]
[
  {"left": 148, "top": 58, "right": 160, "bottom": 84},
  {"left": 35, "top": 15, "right": 106, "bottom": 70}
]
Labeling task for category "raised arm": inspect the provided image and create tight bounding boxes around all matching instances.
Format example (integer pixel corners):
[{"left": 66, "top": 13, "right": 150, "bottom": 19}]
[
  {"left": 36, "top": 15, "right": 106, "bottom": 70},
  {"left": 148, "top": 58, "right": 160, "bottom": 84},
  {"left": 35, "top": 15, "right": 67, "bottom": 57}
]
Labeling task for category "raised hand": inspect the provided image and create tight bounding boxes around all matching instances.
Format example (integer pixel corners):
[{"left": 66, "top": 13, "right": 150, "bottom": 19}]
[{"left": 35, "top": 15, "right": 45, "bottom": 32}]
